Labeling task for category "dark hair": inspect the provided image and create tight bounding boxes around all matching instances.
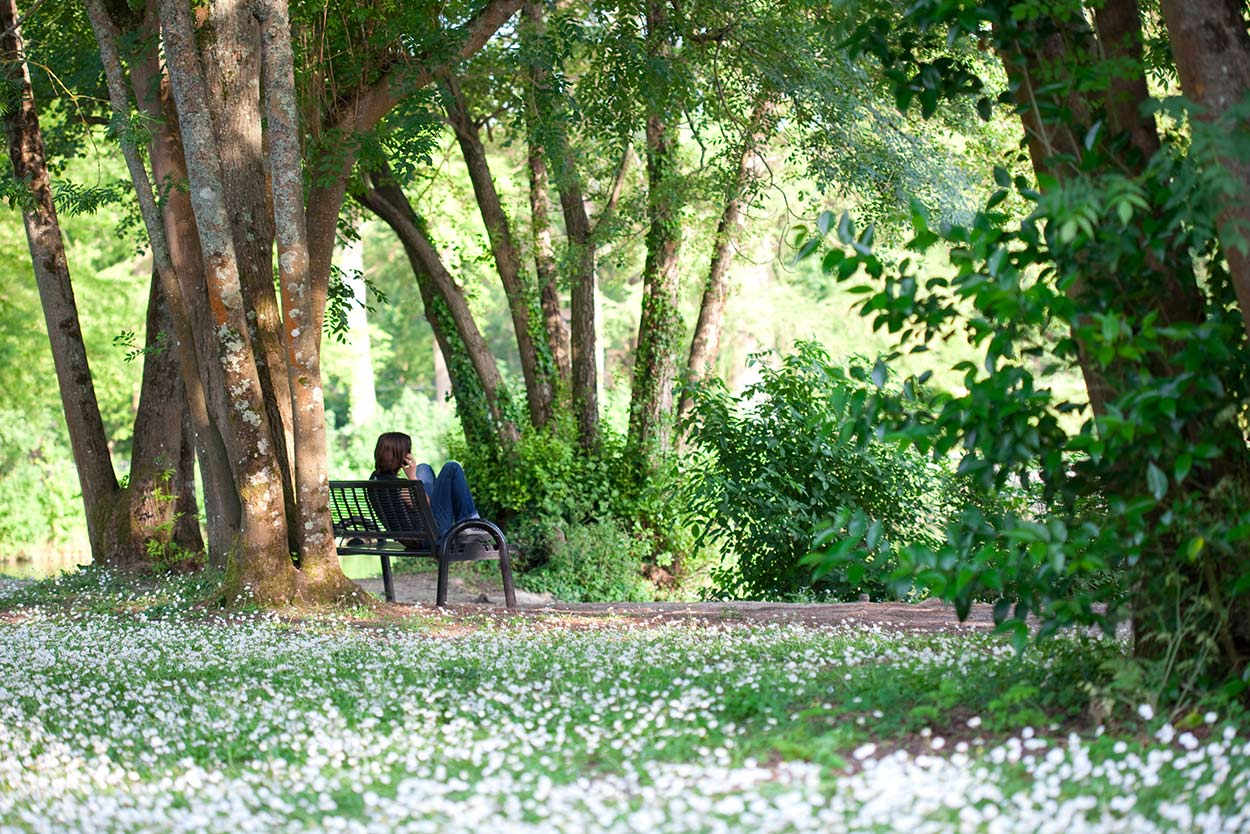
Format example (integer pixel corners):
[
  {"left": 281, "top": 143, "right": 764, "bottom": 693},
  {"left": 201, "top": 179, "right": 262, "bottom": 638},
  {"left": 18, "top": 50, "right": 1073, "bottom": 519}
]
[{"left": 374, "top": 432, "right": 412, "bottom": 476}]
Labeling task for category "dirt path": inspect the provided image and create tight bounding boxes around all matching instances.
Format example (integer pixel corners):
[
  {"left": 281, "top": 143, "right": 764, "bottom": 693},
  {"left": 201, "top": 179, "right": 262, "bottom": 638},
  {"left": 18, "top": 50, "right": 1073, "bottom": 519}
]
[{"left": 354, "top": 570, "right": 1002, "bottom": 632}]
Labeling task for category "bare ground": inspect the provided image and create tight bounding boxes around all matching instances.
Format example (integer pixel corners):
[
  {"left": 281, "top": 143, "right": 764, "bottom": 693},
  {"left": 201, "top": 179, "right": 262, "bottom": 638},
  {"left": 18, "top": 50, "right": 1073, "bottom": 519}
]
[{"left": 353, "top": 569, "right": 1001, "bottom": 633}]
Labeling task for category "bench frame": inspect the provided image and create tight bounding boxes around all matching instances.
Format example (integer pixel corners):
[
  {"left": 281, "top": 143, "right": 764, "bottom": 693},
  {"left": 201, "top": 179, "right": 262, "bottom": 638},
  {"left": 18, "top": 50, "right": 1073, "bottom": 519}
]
[{"left": 328, "top": 479, "right": 516, "bottom": 609}]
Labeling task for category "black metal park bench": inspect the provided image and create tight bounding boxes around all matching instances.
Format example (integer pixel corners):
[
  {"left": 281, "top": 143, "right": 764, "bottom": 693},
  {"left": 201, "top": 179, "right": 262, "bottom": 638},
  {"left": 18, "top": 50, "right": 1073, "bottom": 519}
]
[{"left": 328, "top": 480, "right": 517, "bottom": 609}]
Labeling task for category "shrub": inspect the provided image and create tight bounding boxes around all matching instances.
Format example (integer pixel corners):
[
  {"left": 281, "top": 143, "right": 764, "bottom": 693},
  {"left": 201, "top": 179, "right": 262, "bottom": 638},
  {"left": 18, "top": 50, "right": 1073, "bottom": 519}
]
[
  {"left": 681, "top": 343, "right": 965, "bottom": 600},
  {"left": 449, "top": 418, "right": 696, "bottom": 599},
  {"left": 518, "top": 518, "right": 653, "bottom": 602}
]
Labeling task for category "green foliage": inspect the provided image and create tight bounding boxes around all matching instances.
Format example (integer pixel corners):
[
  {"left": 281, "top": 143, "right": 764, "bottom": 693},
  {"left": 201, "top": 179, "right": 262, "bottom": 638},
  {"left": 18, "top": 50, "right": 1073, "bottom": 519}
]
[
  {"left": 0, "top": 410, "right": 83, "bottom": 549},
  {"left": 323, "top": 263, "right": 388, "bottom": 345},
  {"left": 450, "top": 420, "right": 700, "bottom": 600},
  {"left": 682, "top": 342, "right": 969, "bottom": 600},
  {"left": 519, "top": 518, "right": 653, "bottom": 602},
  {"left": 799, "top": 26, "right": 1250, "bottom": 698}
]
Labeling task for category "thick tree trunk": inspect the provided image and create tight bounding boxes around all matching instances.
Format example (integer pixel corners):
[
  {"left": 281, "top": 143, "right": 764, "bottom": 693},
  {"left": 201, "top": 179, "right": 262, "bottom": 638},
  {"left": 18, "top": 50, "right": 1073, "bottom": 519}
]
[
  {"left": 356, "top": 164, "right": 519, "bottom": 448},
  {"left": 124, "top": 2, "right": 240, "bottom": 569},
  {"left": 256, "top": 0, "right": 356, "bottom": 599},
  {"left": 443, "top": 73, "right": 554, "bottom": 429},
  {"left": 999, "top": 21, "right": 1115, "bottom": 418},
  {"left": 1000, "top": 6, "right": 1247, "bottom": 671},
  {"left": 160, "top": 0, "right": 297, "bottom": 603},
  {"left": 627, "top": 0, "right": 684, "bottom": 461},
  {"left": 678, "top": 96, "right": 776, "bottom": 426},
  {"left": 124, "top": 269, "right": 205, "bottom": 566},
  {"left": 1159, "top": 0, "right": 1250, "bottom": 343},
  {"left": 201, "top": 0, "right": 299, "bottom": 547},
  {"left": 524, "top": 0, "right": 599, "bottom": 450},
  {"left": 0, "top": 0, "right": 119, "bottom": 561}
]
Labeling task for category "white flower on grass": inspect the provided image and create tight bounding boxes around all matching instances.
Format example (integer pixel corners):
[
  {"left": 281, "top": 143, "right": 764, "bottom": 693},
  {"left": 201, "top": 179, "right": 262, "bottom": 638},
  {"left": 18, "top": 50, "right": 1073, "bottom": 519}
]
[{"left": 1138, "top": 703, "right": 1155, "bottom": 721}]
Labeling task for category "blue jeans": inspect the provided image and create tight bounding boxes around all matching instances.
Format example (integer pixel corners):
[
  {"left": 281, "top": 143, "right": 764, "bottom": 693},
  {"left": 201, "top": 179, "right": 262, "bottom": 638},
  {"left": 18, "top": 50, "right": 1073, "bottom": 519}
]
[{"left": 413, "top": 461, "right": 479, "bottom": 541}]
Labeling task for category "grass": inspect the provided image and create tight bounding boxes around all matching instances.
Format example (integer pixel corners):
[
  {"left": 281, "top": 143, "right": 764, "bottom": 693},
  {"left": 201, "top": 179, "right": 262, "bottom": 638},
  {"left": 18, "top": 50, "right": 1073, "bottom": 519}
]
[{"left": 0, "top": 567, "right": 1247, "bottom": 833}]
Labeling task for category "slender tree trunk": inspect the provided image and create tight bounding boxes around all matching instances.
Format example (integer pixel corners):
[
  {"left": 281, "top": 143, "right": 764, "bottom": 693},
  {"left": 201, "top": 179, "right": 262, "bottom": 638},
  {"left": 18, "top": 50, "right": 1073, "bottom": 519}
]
[
  {"left": 256, "top": 0, "right": 356, "bottom": 599},
  {"left": 113, "top": 0, "right": 239, "bottom": 569},
  {"left": 443, "top": 73, "right": 554, "bottom": 428},
  {"left": 527, "top": 116, "right": 571, "bottom": 387},
  {"left": 1159, "top": 0, "right": 1250, "bottom": 343},
  {"left": 160, "top": 0, "right": 297, "bottom": 603},
  {"left": 524, "top": 0, "right": 599, "bottom": 450},
  {"left": 678, "top": 96, "right": 776, "bottom": 426},
  {"left": 302, "top": 0, "right": 525, "bottom": 348},
  {"left": 355, "top": 164, "right": 519, "bottom": 448},
  {"left": 0, "top": 0, "right": 119, "bottom": 561},
  {"left": 628, "top": 0, "right": 685, "bottom": 461}
]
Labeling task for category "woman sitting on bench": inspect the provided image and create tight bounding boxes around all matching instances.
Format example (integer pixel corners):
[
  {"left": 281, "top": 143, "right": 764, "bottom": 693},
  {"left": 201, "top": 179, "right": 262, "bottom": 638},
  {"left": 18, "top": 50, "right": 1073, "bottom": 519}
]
[{"left": 370, "top": 431, "right": 481, "bottom": 543}]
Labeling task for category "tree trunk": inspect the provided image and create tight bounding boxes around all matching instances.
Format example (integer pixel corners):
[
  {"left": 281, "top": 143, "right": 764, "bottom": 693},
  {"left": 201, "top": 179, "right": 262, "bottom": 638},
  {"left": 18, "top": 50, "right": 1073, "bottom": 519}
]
[
  {"left": 527, "top": 114, "right": 571, "bottom": 388},
  {"left": 159, "top": 0, "right": 297, "bottom": 603},
  {"left": 201, "top": 0, "right": 299, "bottom": 547},
  {"left": 524, "top": 0, "right": 599, "bottom": 450},
  {"left": 998, "top": 20, "right": 1114, "bottom": 418},
  {"left": 356, "top": 163, "right": 519, "bottom": 448},
  {"left": 256, "top": 0, "right": 356, "bottom": 600},
  {"left": 124, "top": 269, "right": 205, "bottom": 567},
  {"left": 0, "top": 0, "right": 119, "bottom": 561},
  {"left": 1159, "top": 0, "right": 1250, "bottom": 343},
  {"left": 1091, "top": 0, "right": 1160, "bottom": 164},
  {"left": 443, "top": 73, "right": 554, "bottom": 429},
  {"left": 124, "top": 1, "right": 240, "bottom": 569},
  {"left": 678, "top": 96, "right": 776, "bottom": 426},
  {"left": 627, "top": 0, "right": 685, "bottom": 461},
  {"left": 999, "top": 5, "right": 1247, "bottom": 670}
]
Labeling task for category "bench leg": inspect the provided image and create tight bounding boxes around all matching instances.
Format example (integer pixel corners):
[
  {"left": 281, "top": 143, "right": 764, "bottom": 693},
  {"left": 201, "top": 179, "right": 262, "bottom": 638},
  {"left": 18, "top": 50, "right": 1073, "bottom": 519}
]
[
  {"left": 436, "top": 550, "right": 451, "bottom": 607},
  {"left": 381, "top": 553, "right": 395, "bottom": 602},
  {"left": 499, "top": 545, "right": 517, "bottom": 611}
]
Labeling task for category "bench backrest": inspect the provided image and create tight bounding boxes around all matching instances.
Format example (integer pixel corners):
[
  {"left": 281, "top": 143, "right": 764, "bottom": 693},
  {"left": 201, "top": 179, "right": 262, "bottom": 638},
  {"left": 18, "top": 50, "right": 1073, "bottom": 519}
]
[{"left": 328, "top": 480, "right": 438, "bottom": 549}]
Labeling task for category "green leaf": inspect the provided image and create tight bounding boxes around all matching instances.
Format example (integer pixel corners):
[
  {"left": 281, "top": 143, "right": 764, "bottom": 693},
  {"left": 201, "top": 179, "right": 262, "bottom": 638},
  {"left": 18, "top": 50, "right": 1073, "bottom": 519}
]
[
  {"left": 1146, "top": 462, "right": 1167, "bottom": 500},
  {"left": 1174, "top": 453, "right": 1192, "bottom": 483},
  {"left": 816, "top": 211, "right": 835, "bottom": 236}
]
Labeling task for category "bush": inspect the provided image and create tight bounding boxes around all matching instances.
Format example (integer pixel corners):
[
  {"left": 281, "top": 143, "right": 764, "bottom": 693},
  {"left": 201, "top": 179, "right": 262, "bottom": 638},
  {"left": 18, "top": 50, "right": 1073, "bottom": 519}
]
[
  {"left": 518, "top": 518, "right": 653, "bottom": 602},
  {"left": 449, "top": 418, "right": 697, "bottom": 600},
  {"left": 681, "top": 343, "right": 966, "bottom": 601}
]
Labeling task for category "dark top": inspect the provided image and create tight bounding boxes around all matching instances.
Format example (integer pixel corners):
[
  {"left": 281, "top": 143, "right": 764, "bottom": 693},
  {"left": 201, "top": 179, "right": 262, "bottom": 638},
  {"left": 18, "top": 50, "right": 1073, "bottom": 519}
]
[{"left": 368, "top": 471, "right": 429, "bottom": 549}]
